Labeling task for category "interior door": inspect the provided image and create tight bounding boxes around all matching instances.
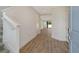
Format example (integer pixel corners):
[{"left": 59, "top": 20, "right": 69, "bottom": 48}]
[{"left": 70, "top": 6, "right": 79, "bottom": 53}]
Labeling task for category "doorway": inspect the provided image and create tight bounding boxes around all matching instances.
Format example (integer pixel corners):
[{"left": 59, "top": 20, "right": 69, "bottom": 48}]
[{"left": 47, "top": 21, "right": 52, "bottom": 28}]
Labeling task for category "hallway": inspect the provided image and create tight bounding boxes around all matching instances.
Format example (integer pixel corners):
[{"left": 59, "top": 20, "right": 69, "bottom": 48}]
[
  {"left": 20, "top": 28, "right": 69, "bottom": 53},
  {"left": 2, "top": 7, "right": 69, "bottom": 52}
]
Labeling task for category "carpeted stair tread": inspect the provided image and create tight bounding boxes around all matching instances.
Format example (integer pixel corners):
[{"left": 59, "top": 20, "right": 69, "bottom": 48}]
[
  {"left": 0, "top": 27, "right": 3, "bottom": 32},
  {"left": 0, "top": 26, "right": 9, "bottom": 53},
  {"left": 0, "top": 42, "right": 4, "bottom": 47},
  {"left": 0, "top": 31, "right": 3, "bottom": 35},
  {"left": 0, "top": 26, "right": 3, "bottom": 30},
  {"left": 0, "top": 29, "right": 3, "bottom": 33},
  {"left": 0, "top": 30, "right": 3, "bottom": 42},
  {"left": 0, "top": 42, "right": 4, "bottom": 50},
  {"left": 0, "top": 35, "right": 2, "bottom": 38},
  {"left": 0, "top": 35, "right": 2, "bottom": 42},
  {"left": 0, "top": 49, "right": 9, "bottom": 53}
]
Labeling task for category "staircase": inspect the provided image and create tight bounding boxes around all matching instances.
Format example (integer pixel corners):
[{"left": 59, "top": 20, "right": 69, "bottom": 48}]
[{"left": 0, "top": 24, "right": 9, "bottom": 53}]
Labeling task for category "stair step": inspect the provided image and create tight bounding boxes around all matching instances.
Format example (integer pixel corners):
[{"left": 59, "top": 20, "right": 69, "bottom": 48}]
[
  {"left": 0, "top": 32, "right": 3, "bottom": 35},
  {"left": 0, "top": 39, "right": 2, "bottom": 42},
  {"left": 0, "top": 49, "right": 9, "bottom": 53},
  {"left": 0, "top": 35, "right": 2, "bottom": 39},
  {"left": 0, "top": 26, "right": 3, "bottom": 30},
  {"left": 0, "top": 25, "right": 2, "bottom": 27},
  {"left": 0, "top": 42, "right": 4, "bottom": 50},
  {"left": 0, "top": 30, "right": 3, "bottom": 33},
  {"left": 0, "top": 35, "right": 2, "bottom": 42},
  {"left": 0, "top": 28, "right": 3, "bottom": 32}
]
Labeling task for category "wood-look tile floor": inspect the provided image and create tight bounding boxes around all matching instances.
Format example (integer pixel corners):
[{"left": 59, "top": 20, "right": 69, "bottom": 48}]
[{"left": 20, "top": 29, "right": 69, "bottom": 53}]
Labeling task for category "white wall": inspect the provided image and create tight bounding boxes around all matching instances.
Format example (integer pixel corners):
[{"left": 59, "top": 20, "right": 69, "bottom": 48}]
[
  {"left": 5, "top": 7, "right": 40, "bottom": 48},
  {"left": 51, "top": 7, "right": 69, "bottom": 41},
  {"left": 39, "top": 7, "right": 69, "bottom": 41}
]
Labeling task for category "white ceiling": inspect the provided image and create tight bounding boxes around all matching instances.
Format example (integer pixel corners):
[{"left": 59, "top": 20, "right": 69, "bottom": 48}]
[{"left": 32, "top": 6, "right": 54, "bottom": 15}]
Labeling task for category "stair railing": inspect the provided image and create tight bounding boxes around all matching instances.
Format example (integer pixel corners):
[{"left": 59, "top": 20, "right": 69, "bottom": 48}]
[{"left": 1, "top": 11, "right": 20, "bottom": 53}]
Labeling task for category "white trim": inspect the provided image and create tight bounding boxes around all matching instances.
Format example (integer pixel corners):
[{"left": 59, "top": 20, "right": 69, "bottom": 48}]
[
  {"left": 2, "top": 12, "right": 20, "bottom": 30},
  {"left": 1, "top": 7, "right": 13, "bottom": 12},
  {"left": 2, "top": 10, "right": 20, "bottom": 53},
  {"left": 70, "top": 7, "right": 72, "bottom": 53}
]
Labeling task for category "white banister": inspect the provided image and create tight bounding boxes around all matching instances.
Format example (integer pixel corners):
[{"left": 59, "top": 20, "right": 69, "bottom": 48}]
[
  {"left": 2, "top": 12, "right": 20, "bottom": 30},
  {"left": 2, "top": 11, "right": 20, "bottom": 53}
]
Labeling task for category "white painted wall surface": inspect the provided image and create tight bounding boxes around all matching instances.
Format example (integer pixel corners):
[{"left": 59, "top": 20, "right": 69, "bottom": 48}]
[
  {"left": 5, "top": 7, "right": 40, "bottom": 48},
  {"left": 51, "top": 7, "right": 69, "bottom": 41}
]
